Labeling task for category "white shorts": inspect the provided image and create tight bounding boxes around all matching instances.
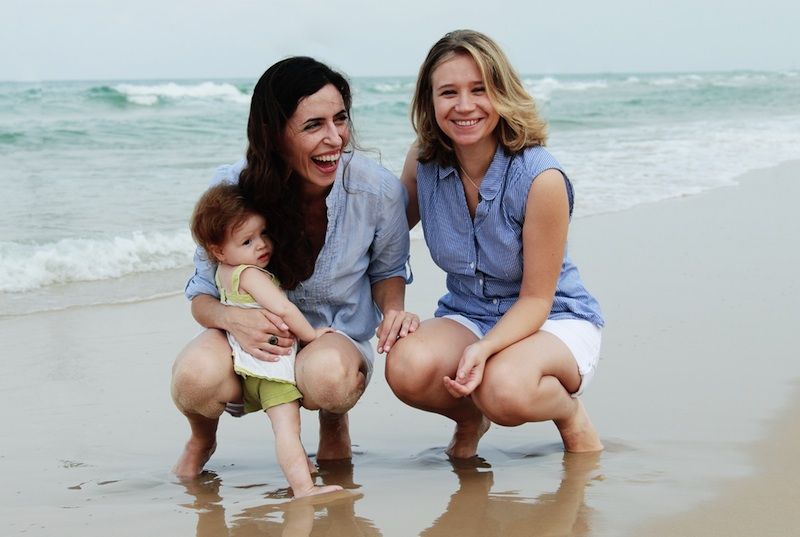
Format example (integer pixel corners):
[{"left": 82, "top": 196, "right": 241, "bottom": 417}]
[{"left": 442, "top": 315, "right": 601, "bottom": 397}]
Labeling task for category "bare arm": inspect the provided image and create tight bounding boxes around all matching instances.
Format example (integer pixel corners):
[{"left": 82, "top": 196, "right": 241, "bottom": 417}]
[
  {"left": 191, "top": 293, "right": 292, "bottom": 362},
  {"left": 238, "top": 267, "right": 326, "bottom": 345},
  {"left": 401, "top": 144, "right": 420, "bottom": 230},
  {"left": 445, "top": 169, "right": 569, "bottom": 396},
  {"left": 372, "top": 276, "right": 419, "bottom": 354}
]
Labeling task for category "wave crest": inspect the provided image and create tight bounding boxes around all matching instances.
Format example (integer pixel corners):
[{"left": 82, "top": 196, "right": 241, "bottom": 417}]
[
  {"left": 88, "top": 82, "right": 251, "bottom": 106},
  {"left": 0, "top": 231, "right": 195, "bottom": 292}
]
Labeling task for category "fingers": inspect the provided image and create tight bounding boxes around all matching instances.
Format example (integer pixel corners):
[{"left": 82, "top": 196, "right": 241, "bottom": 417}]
[
  {"left": 376, "top": 311, "right": 421, "bottom": 353},
  {"left": 260, "top": 309, "right": 290, "bottom": 334},
  {"left": 246, "top": 334, "right": 295, "bottom": 361},
  {"left": 443, "top": 376, "right": 475, "bottom": 398},
  {"left": 245, "top": 346, "right": 281, "bottom": 362}
]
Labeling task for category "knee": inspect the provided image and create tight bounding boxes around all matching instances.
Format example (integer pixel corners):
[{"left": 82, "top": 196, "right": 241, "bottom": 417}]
[
  {"left": 384, "top": 335, "right": 439, "bottom": 401},
  {"left": 473, "top": 364, "right": 529, "bottom": 427},
  {"left": 299, "top": 348, "right": 362, "bottom": 413},
  {"left": 171, "top": 334, "right": 233, "bottom": 414}
]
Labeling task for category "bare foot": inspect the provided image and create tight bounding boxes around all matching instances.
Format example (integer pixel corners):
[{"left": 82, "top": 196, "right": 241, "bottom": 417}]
[
  {"left": 293, "top": 484, "right": 344, "bottom": 498},
  {"left": 555, "top": 399, "right": 604, "bottom": 453},
  {"left": 317, "top": 411, "right": 352, "bottom": 460},
  {"left": 446, "top": 415, "right": 491, "bottom": 459},
  {"left": 172, "top": 438, "right": 217, "bottom": 477}
]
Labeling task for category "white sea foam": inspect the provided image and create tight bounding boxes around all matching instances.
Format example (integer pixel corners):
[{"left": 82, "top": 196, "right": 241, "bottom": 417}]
[
  {"left": 524, "top": 77, "right": 609, "bottom": 102},
  {"left": 113, "top": 82, "right": 251, "bottom": 105},
  {"left": 370, "top": 81, "right": 415, "bottom": 93},
  {"left": 0, "top": 231, "right": 195, "bottom": 293},
  {"left": 554, "top": 115, "right": 800, "bottom": 217}
]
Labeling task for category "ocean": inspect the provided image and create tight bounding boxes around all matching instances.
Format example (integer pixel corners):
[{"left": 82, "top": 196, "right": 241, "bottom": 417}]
[{"left": 1, "top": 71, "right": 799, "bottom": 316}]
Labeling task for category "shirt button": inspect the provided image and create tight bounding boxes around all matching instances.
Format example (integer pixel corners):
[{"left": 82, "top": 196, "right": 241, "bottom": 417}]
[
  {"left": 469, "top": 262, "right": 475, "bottom": 269},
  {"left": 479, "top": 279, "right": 484, "bottom": 285},
  {"left": 493, "top": 299, "right": 498, "bottom": 304}
]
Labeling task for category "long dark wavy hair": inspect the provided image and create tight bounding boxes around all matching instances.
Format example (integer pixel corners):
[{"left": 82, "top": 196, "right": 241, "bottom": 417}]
[{"left": 238, "top": 57, "right": 352, "bottom": 289}]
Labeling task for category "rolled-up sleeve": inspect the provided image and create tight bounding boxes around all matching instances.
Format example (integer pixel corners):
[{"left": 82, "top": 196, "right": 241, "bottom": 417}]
[
  {"left": 183, "top": 159, "right": 246, "bottom": 301},
  {"left": 184, "top": 247, "right": 219, "bottom": 300},
  {"left": 367, "top": 171, "right": 412, "bottom": 285}
]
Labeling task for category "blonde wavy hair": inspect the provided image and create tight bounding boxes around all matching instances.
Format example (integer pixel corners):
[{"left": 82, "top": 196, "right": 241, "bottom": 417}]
[{"left": 411, "top": 29, "right": 547, "bottom": 166}]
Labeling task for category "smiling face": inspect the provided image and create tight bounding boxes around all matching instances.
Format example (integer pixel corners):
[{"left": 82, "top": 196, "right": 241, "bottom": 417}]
[
  {"left": 431, "top": 53, "right": 500, "bottom": 156},
  {"left": 214, "top": 212, "right": 274, "bottom": 269},
  {"left": 282, "top": 83, "right": 351, "bottom": 195}
]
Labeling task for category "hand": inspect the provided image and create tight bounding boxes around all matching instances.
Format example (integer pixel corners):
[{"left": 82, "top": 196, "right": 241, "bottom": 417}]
[
  {"left": 225, "top": 306, "right": 295, "bottom": 362},
  {"left": 443, "top": 342, "right": 490, "bottom": 398},
  {"left": 375, "top": 309, "right": 420, "bottom": 354}
]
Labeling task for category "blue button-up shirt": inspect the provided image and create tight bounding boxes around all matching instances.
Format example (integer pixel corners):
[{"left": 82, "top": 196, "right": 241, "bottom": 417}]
[
  {"left": 185, "top": 152, "right": 411, "bottom": 343},
  {"left": 416, "top": 145, "right": 603, "bottom": 335}
]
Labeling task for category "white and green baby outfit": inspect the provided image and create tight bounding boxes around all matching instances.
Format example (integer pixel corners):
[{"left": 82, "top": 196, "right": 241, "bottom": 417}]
[{"left": 216, "top": 264, "right": 302, "bottom": 413}]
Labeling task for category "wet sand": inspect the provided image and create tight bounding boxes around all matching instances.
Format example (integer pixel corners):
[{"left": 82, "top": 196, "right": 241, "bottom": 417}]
[{"left": 1, "top": 160, "right": 799, "bottom": 536}]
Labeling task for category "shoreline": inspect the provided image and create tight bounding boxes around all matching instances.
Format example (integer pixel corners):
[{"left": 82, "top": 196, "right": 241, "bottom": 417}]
[
  {"left": 4, "top": 156, "right": 799, "bottom": 320},
  {"left": 2, "top": 159, "right": 799, "bottom": 536}
]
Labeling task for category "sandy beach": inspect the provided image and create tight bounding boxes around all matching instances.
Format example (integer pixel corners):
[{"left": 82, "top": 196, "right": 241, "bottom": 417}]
[{"left": 2, "top": 160, "right": 799, "bottom": 536}]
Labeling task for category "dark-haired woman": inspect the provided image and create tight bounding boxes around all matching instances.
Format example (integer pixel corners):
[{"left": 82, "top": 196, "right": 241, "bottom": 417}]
[{"left": 171, "top": 57, "right": 416, "bottom": 477}]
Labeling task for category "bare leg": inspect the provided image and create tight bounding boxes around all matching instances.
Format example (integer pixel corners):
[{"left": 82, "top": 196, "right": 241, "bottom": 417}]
[
  {"left": 317, "top": 410, "right": 353, "bottom": 461},
  {"left": 171, "top": 329, "right": 242, "bottom": 477},
  {"left": 295, "top": 333, "right": 366, "bottom": 460},
  {"left": 473, "top": 330, "right": 603, "bottom": 453},
  {"left": 266, "top": 402, "right": 342, "bottom": 498},
  {"left": 386, "top": 318, "right": 490, "bottom": 459}
]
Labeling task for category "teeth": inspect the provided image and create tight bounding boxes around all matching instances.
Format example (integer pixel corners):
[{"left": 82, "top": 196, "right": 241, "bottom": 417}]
[
  {"left": 312, "top": 152, "right": 340, "bottom": 162},
  {"left": 454, "top": 119, "right": 479, "bottom": 126}
]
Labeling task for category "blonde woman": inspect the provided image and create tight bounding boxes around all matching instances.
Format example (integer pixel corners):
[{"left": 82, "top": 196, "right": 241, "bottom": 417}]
[{"left": 386, "top": 30, "right": 604, "bottom": 458}]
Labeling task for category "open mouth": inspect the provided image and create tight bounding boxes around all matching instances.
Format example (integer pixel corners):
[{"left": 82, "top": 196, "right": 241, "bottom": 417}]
[
  {"left": 453, "top": 119, "right": 481, "bottom": 127},
  {"left": 311, "top": 151, "right": 341, "bottom": 172}
]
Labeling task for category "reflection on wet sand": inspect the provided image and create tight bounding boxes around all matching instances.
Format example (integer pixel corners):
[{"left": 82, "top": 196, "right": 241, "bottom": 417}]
[
  {"left": 181, "top": 460, "right": 380, "bottom": 537},
  {"left": 181, "top": 453, "right": 600, "bottom": 536},
  {"left": 421, "top": 452, "right": 601, "bottom": 537}
]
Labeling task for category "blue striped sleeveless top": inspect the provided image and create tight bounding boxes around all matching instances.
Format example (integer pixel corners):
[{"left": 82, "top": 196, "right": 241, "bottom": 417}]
[{"left": 416, "top": 144, "right": 604, "bottom": 334}]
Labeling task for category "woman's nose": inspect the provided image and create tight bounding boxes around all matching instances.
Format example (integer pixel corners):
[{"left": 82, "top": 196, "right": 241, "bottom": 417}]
[
  {"left": 455, "top": 91, "right": 475, "bottom": 112},
  {"left": 323, "top": 121, "right": 343, "bottom": 146}
]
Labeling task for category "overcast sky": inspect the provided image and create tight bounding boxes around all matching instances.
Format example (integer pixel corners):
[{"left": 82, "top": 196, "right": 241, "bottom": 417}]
[{"left": 2, "top": 0, "right": 797, "bottom": 81}]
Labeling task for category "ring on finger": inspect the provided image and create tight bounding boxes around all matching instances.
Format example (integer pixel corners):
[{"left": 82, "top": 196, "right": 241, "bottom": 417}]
[{"left": 268, "top": 335, "right": 279, "bottom": 346}]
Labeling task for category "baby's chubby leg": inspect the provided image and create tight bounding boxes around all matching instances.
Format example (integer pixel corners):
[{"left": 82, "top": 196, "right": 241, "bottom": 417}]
[{"left": 266, "top": 401, "right": 342, "bottom": 498}]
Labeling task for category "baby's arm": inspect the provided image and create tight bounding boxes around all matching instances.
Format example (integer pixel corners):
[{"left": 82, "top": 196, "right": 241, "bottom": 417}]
[{"left": 238, "top": 267, "right": 328, "bottom": 344}]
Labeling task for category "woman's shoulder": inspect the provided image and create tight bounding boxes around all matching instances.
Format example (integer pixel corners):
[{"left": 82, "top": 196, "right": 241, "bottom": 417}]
[
  {"left": 344, "top": 152, "right": 404, "bottom": 201},
  {"left": 210, "top": 159, "right": 246, "bottom": 186},
  {"left": 511, "top": 146, "right": 563, "bottom": 177}
]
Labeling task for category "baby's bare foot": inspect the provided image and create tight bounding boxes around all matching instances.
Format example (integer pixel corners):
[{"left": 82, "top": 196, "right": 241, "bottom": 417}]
[{"left": 293, "top": 484, "right": 343, "bottom": 498}]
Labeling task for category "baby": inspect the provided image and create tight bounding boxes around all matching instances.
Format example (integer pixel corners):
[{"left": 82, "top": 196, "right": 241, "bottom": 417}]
[{"left": 190, "top": 182, "right": 341, "bottom": 498}]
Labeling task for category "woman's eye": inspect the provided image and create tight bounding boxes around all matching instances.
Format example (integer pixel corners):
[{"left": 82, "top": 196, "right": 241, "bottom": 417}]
[{"left": 242, "top": 239, "right": 251, "bottom": 246}]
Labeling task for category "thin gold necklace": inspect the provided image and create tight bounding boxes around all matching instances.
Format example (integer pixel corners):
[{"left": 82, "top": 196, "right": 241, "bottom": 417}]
[{"left": 460, "top": 168, "right": 482, "bottom": 191}]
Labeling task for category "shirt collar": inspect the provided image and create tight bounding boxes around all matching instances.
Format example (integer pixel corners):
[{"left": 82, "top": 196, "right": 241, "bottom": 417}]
[{"left": 437, "top": 144, "right": 509, "bottom": 201}]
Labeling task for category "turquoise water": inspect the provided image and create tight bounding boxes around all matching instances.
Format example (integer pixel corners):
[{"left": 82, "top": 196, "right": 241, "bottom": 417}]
[{"left": 1, "top": 71, "right": 799, "bottom": 314}]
